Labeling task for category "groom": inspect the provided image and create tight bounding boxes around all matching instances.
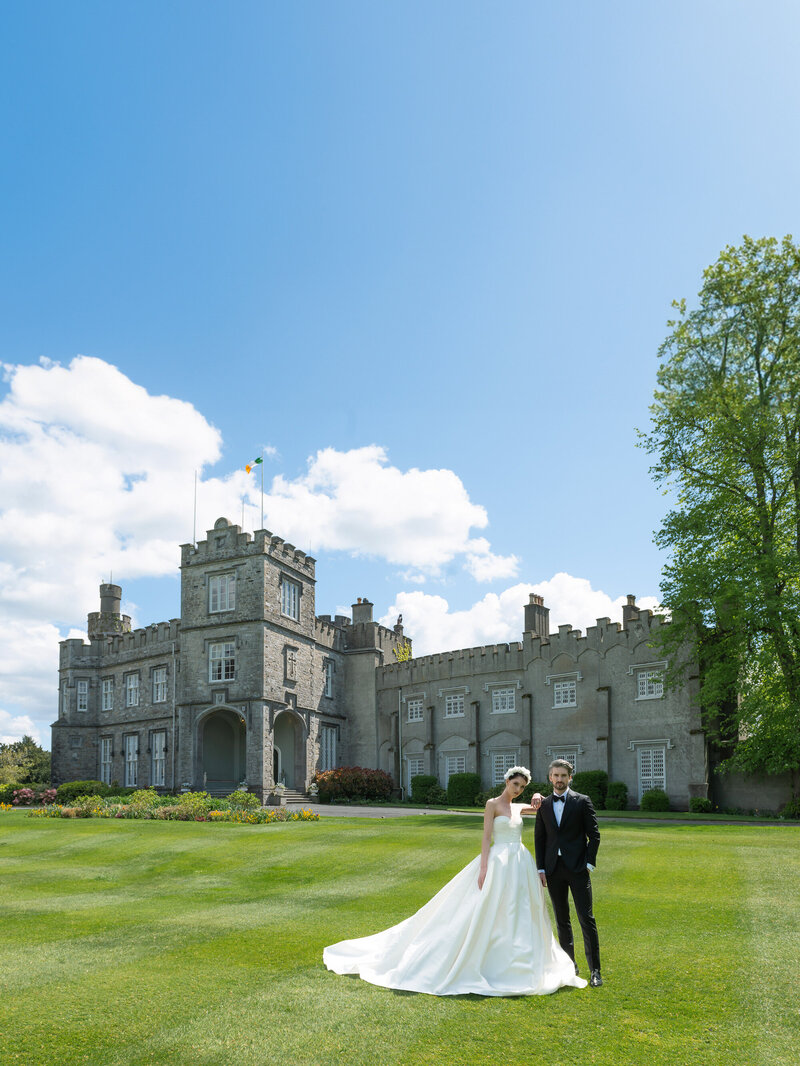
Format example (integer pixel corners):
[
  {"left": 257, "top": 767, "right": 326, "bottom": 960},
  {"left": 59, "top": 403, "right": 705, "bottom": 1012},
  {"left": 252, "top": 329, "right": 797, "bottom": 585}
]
[{"left": 534, "top": 758, "right": 603, "bottom": 987}]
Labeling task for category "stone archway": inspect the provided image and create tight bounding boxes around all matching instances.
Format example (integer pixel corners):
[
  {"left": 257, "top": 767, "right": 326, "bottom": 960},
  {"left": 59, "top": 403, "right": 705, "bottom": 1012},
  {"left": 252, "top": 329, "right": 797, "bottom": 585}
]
[
  {"left": 200, "top": 708, "right": 246, "bottom": 792},
  {"left": 273, "top": 711, "right": 305, "bottom": 789}
]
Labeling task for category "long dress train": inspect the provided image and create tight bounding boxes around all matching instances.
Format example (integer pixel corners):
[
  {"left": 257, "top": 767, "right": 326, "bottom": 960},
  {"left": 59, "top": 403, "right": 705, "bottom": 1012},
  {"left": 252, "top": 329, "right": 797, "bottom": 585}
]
[{"left": 323, "top": 805, "right": 587, "bottom": 996}]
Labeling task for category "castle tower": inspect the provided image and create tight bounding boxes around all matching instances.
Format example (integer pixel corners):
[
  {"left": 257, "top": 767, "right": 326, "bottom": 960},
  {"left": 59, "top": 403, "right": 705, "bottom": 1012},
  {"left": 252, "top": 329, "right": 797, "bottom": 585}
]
[{"left": 87, "top": 584, "right": 131, "bottom": 640}]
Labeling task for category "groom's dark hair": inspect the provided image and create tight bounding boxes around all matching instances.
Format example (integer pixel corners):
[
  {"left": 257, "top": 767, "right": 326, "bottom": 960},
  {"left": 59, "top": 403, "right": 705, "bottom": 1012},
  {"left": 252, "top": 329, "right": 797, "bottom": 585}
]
[{"left": 548, "top": 758, "right": 574, "bottom": 774}]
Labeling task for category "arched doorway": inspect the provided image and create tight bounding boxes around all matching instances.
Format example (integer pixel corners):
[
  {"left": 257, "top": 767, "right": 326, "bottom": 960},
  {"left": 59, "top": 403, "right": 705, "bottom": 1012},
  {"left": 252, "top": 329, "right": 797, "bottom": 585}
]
[
  {"left": 273, "top": 711, "right": 305, "bottom": 789},
  {"left": 201, "top": 708, "right": 246, "bottom": 792}
]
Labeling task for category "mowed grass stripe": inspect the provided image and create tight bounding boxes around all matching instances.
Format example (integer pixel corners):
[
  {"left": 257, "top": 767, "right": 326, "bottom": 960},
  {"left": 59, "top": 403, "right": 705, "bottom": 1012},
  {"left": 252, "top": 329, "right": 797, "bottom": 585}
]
[{"left": 1, "top": 813, "right": 797, "bottom": 1066}]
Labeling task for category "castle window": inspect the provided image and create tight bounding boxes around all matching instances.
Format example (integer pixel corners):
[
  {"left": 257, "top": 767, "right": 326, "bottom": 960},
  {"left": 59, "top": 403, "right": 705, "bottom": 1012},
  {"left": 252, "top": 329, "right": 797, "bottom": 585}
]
[
  {"left": 100, "top": 737, "right": 112, "bottom": 785},
  {"left": 124, "top": 734, "right": 139, "bottom": 788},
  {"left": 553, "top": 679, "right": 577, "bottom": 709},
  {"left": 281, "top": 577, "right": 301, "bottom": 621},
  {"left": 209, "top": 573, "right": 236, "bottom": 613},
  {"left": 77, "top": 680, "right": 89, "bottom": 712},
  {"left": 151, "top": 731, "right": 167, "bottom": 788},
  {"left": 444, "top": 754, "right": 466, "bottom": 783},
  {"left": 319, "top": 725, "right": 337, "bottom": 771},
  {"left": 444, "top": 694, "right": 465, "bottom": 718},
  {"left": 406, "top": 756, "right": 424, "bottom": 792},
  {"left": 407, "top": 698, "right": 424, "bottom": 723},
  {"left": 284, "top": 647, "right": 298, "bottom": 681},
  {"left": 491, "top": 687, "right": 516, "bottom": 714},
  {"left": 638, "top": 746, "right": 666, "bottom": 800},
  {"left": 125, "top": 674, "right": 139, "bottom": 708},
  {"left": 153, "top": 667, "right": 167, "bottom": 703},
  {"left": 101, "top": 678, "right": 114, "bottom": 712},
  {"left": 324, "top": 660, "right": 334, "bottom": 698},
  {"left": 492, "top": 751, "right": 518, "bottom": 785},
  {"left": 209, "top": 642, "right": 235, "bottom": 682},
  {"left": 636, "top": 668, "right": 664, "bottom": 700}
]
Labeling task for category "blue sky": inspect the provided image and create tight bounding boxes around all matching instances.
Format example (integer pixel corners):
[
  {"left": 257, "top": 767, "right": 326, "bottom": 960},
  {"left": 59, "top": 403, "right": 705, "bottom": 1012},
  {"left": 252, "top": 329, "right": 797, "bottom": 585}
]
[{"left": 2, "top": 1, "right": 800, "bottom": 747}]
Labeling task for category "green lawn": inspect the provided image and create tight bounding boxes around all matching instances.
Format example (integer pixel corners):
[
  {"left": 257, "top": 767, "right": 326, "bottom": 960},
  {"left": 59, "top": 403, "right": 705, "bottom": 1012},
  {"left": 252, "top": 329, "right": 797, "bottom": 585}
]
[{"left": 1, "top": 812, "right": 797, "bottom": 1066}]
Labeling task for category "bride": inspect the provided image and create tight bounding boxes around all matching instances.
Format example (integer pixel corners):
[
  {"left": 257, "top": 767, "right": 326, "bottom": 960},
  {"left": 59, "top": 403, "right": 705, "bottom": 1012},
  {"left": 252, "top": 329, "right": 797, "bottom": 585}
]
[{"left": 323, "top": 766, "right": 587, "bottom": 996}]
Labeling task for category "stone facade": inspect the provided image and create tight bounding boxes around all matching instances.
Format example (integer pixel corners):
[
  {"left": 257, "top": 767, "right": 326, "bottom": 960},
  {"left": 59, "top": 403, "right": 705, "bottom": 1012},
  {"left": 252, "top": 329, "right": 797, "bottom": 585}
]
[
  {"left": 375, "top": 595, "right": 708, "bottom": 810},
  {"left": 53, "top": 518, "right": 406, "bottom": 797},
  {"left": 53, "top": 517, "right": 714, "bottom": 809}
]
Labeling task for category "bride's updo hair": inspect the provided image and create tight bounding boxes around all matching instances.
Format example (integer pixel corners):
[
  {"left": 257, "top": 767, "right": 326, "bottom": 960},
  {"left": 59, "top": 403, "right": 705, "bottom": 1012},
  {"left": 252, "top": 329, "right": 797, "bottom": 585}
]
[{"left": 504, "top": 765, "right": 531, "bottom": 783}]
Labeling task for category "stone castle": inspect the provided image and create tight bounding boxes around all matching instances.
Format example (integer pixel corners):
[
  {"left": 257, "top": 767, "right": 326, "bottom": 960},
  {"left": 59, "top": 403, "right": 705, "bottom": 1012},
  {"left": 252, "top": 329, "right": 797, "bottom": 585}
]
[{"left": 53, "top": 516, "right": 709, "bottom": 807}]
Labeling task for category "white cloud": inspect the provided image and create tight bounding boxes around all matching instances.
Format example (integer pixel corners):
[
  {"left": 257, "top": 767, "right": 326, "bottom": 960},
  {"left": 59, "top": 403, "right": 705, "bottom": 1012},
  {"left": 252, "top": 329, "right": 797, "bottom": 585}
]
[
  {"left": 257, "top": 445, "right": 516, "bottom": 579},
  {"left": 379, "top": 575, "right": 661, "bottom": 657}
]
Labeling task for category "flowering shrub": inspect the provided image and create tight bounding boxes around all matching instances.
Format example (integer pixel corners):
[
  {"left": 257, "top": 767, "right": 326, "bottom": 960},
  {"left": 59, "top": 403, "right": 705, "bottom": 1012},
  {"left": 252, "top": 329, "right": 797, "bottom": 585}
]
[
  {"left": 313, "top": 766, "right": 394, "bottom": 803},
  {"left": 10, "top": 786, "right": 58, "bottom": 806},
  {"left": 226, "top": 789, "right": 260, "bottom": 811},
  {"left": 28, "top": 802, "right": 320, "bottom": 824}
]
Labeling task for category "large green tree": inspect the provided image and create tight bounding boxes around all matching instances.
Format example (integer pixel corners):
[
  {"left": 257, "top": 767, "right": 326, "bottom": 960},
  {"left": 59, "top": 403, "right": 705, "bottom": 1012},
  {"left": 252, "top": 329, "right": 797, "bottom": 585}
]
[
  {"left": 644, "top": 235, "right": 800, "bottom": 788},
  {"left": 0, "top": 735, "right": 51, "bottom": 785}
]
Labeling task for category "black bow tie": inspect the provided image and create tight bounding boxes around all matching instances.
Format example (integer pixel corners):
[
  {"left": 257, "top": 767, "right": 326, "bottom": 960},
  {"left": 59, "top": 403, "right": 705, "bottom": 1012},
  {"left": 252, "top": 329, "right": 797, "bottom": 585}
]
[{"left": 553, "top": 795, "right": 566, "bottom": 803}]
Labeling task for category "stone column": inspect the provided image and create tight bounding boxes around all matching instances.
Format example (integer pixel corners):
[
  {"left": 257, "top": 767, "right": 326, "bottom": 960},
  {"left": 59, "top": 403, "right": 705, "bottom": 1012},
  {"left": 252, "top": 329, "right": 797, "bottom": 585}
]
[
  {"left": 469, "top": 699, "right": 481, "bottom": 777},
  {"left": 595, "top": 686, "right": 610, "bottom": 776}
]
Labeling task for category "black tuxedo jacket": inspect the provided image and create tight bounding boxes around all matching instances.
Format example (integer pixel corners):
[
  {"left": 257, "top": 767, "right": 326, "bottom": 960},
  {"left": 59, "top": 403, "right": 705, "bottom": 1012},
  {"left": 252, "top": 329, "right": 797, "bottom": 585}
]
[{"left": 534, "top": 790, "right": 600, "bottom": 874}]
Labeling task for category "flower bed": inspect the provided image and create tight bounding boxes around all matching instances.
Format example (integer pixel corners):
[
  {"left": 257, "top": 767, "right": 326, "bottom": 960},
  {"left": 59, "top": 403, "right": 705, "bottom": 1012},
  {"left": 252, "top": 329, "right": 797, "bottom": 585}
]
[{"left": 21, "top": 788, "right": 320, "bottom": 823}]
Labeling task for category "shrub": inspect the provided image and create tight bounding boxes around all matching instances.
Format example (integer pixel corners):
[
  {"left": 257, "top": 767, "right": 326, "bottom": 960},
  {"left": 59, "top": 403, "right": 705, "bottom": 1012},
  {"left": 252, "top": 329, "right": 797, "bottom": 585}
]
[
  {"left": 174, "top": 791, "right": 214, "bottom": 816},
  {"left": 313, "top": 767, "right": 393, "bottom": 803},
  {"left": 571, "top": 770, "right": 608, "bottom": 809},
  {"left": 605, "top": 781, "right": 628, "bottom": 811},
  {"left": 780, "top": 796, "right": 800, "bottom": 821},
  {"left": 446, "top": 773, "right": 482, "bottom": 806},
  {"left": 409, "top": 775, "right": 438, "bottom": 804},
  {"left": 225, "top": 789, "right": 260, "bottom": 811},
  {"left": 56, "top": 780, "right": 110, "bottom": 803},
  {"left": 12, "top": 787, "right": 38, "bottom": 806},
  {"left": 689, "top": 797, "right": 713, "bottom": 814},
  {"left": 0, "top": 783, "right": 25, "bottom": 804},
  {"left": 640, "top": 788, "right": 670, "bottom": 812}
]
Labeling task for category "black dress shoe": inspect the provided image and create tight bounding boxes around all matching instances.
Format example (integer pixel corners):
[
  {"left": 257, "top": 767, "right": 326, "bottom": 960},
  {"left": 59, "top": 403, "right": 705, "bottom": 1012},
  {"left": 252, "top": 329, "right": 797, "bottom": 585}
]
[
  {"left": 589, "top": 970, "right": 603, "bottom": 987},
  {"left": 574, "top": 963, "right": 580, "bottom": 976}
]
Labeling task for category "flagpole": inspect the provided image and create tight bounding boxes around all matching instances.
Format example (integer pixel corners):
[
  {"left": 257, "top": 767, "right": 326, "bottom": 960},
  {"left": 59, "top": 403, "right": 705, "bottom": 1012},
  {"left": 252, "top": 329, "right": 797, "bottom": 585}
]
[
  {"left": 260, "top": 450, "right": 264, "bottom": 531},
  {"left": 193, "top": 470, "right": 197, "bottom": 546}
]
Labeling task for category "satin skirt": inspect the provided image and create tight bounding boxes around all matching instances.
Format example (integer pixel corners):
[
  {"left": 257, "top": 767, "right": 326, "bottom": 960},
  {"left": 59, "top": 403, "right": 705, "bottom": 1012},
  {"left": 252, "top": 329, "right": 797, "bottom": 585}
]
[{"left": 323, "top": 841, "right": 587, "bottom": 996}]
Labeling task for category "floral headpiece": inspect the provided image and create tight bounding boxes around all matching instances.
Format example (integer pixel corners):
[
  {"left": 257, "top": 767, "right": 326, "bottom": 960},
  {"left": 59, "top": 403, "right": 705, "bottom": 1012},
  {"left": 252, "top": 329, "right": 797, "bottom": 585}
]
[{"left": 504, "top": 765, "right": 531, "bottom": 783}]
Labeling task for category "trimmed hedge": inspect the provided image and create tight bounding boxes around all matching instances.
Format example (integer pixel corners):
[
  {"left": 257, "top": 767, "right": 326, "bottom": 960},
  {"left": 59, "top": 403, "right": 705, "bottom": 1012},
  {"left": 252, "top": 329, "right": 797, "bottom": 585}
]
[
  {"left": 689, "top": 797, "right": 713, "bottom": 814},
  {"left": 640, "top": 788, "right": 670, "bottom": 812},
  {"left": 447, "top": 772, "right": 482, "bottom": 806},
  {"left": 313, "top": 766, "right": 394, "bottom": 803},
  {"left": 571, "top": 770, "right": 608, "bottom": 809},
  {"left": 605, "top": 781, "right": 628, "bottom": 811},
  {"left": 55, "top": 780, "right": 111, "bottom": 803},
  {"left": 409, "top": 775, "right": 438, "bottom": 803}
]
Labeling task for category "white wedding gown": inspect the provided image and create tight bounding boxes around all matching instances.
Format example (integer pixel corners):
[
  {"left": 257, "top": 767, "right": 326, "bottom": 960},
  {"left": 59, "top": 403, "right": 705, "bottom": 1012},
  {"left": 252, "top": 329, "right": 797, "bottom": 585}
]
[{"left": 323, "top": 805, "right": 587, "bottom": 996}]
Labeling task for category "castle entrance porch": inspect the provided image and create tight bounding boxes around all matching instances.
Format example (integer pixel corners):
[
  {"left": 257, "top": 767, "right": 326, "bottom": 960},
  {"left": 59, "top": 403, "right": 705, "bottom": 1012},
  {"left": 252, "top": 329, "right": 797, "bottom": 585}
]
[
  {"left": 272, "top": 710, "right": 305, "bottom": 789},
  {"left": 199, "top": 708, "right": 246, "bottom": 793}
]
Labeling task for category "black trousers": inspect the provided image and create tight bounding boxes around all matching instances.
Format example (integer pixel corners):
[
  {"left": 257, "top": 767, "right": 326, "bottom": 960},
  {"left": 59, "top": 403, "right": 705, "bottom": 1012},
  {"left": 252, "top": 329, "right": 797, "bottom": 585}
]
[{"left": 546, "top": 857, "right": 601, "bottom": 972}]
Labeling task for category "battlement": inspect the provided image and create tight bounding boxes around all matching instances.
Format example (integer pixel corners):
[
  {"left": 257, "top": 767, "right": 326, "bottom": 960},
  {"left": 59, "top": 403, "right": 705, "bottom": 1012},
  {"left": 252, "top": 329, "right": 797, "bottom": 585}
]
[
  {"left": 381, "top": 640, "right": 524, "bottom": 680},
  {"left": 525, "top": 604, "right": 666, "bottom": 660},
  {"left": 107, "top": 619, "right": 181, "bottom": 655},
  {"left": 181, "top": 517, "right": 316, "bottom": 576}
]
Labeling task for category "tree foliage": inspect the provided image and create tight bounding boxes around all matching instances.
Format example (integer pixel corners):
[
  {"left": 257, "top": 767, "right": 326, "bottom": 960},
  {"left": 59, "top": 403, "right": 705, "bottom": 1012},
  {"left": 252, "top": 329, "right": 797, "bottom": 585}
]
[
  {"left": 0, "top": 735, "right": 51, "bottom": 785},
  {"left": 643, "top": 235, "right": 800, "bottom": 781}
]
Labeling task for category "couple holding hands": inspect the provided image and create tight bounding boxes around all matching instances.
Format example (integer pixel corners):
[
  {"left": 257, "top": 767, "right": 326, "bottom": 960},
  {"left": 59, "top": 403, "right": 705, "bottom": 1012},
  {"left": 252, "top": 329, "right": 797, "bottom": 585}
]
[{"left": 324, "top": 758, "right": 603, "bottom": 997}]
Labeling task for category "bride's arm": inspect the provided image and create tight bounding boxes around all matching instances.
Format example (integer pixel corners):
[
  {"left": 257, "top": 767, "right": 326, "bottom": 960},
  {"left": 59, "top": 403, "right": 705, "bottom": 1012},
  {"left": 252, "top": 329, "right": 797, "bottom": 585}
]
[
  {"left": 520, "top": 792, "right": 544, "bottom": 815},
  {"left": 478, "top": 800, "right": 494, "bottom": 890}
]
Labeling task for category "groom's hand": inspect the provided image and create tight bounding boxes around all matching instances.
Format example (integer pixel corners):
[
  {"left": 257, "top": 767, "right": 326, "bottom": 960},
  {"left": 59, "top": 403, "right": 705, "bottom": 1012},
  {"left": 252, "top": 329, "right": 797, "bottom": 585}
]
[{"left": 538, "top": 872, "right": 547, "bottom": 886}]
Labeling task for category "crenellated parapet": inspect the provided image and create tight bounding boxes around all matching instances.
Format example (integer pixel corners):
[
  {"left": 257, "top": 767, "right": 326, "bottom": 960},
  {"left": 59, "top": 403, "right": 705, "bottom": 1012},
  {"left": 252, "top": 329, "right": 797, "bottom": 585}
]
[{"left": 181, "top": 517, "right": 316, "bottom": 578}]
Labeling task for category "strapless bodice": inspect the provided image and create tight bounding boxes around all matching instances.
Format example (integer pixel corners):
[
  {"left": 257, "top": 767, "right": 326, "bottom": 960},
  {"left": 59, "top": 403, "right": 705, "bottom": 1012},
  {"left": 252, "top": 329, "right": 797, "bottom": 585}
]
[{"left": 492, "top": 806, "right": 524, "bottom": 845}]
